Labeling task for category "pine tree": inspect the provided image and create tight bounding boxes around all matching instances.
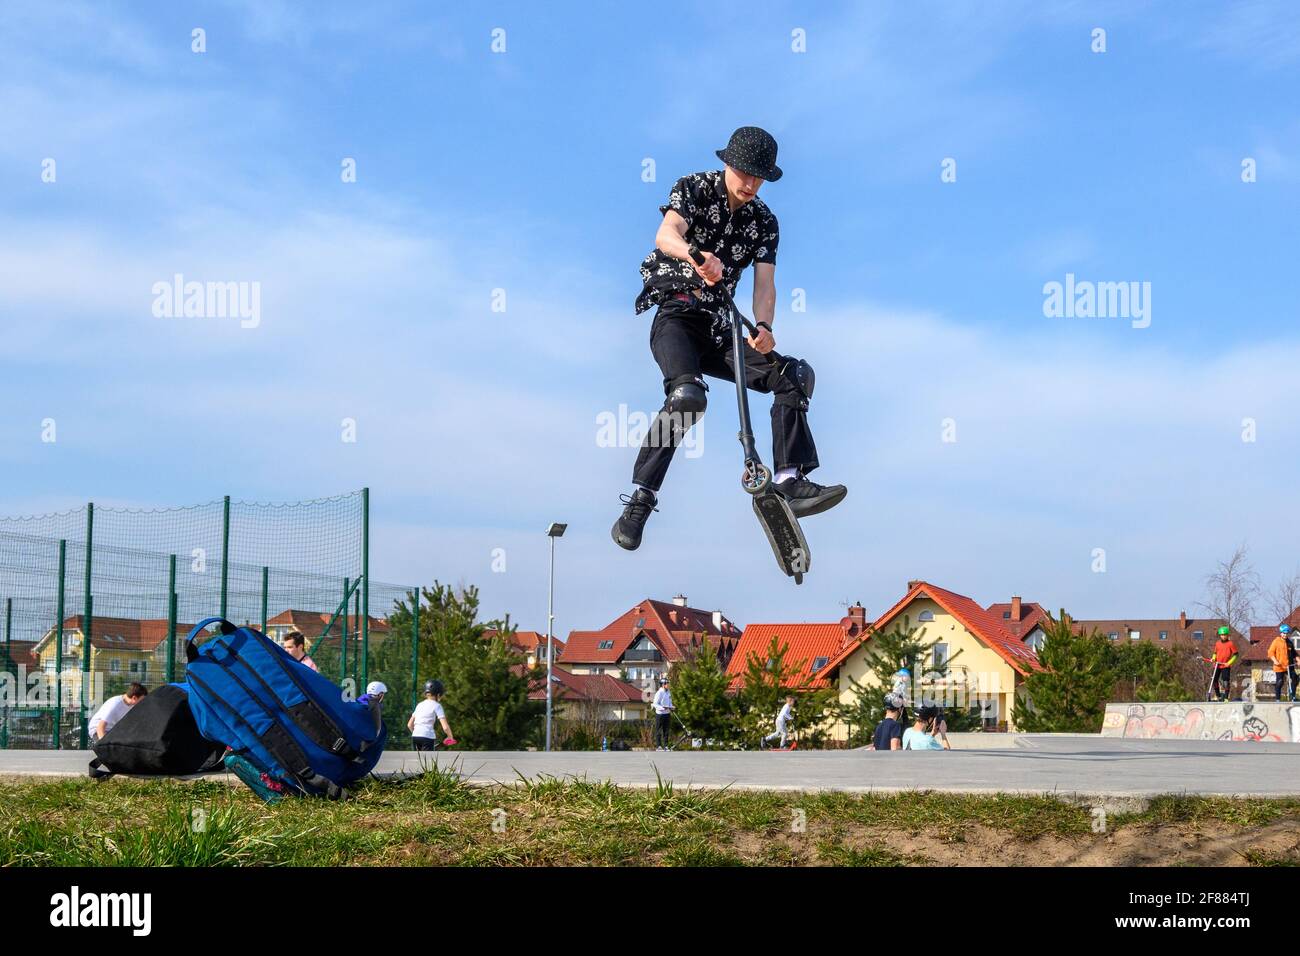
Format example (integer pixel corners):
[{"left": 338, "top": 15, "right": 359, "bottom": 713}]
[
  {"left": 833, "top": 616, "right": 973, "bottom": 744},
  {"left": 735, "top": 635, "right": 838, "bottom": 746},
  {"left": 373, "top": 581, "right": 544, "bottom": 748},
  {"left": 1017, "top": 610, "right": 1117, "bottom": 732},
  {"left": 671, "top": 639, "right": 737, "bottom": 746}
]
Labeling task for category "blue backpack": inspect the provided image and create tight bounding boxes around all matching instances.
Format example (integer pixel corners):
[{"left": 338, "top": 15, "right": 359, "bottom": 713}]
[{"left": 184, "top": 617, "right": 386, "bottom": 799}]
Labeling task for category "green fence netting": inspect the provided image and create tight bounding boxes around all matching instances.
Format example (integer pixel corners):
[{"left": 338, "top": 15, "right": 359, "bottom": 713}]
[{"left": 0, "top": 489, "right": 422, "bottom": 750}]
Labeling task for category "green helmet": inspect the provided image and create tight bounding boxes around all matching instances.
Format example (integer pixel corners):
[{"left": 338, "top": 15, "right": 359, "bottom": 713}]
[{"left": 1217, "top": 626, "right": 1231, "bottom": 637}]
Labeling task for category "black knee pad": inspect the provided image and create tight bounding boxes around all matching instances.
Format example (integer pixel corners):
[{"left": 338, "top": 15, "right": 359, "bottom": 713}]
[
  {"left": 769, "top": 358, "right": 812, "bottom": 411},
  {"left": 667, "top": 378, "right": 707, "bottom": 415}
]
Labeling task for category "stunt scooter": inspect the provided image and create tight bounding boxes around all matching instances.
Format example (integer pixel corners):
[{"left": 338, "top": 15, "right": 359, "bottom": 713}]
[{"left": 687, "top": 245, "right": 811, "bottom": 584}]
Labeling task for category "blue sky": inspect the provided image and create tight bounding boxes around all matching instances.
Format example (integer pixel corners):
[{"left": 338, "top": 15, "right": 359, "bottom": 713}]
[{"left": 3, "top": 0, "right": 1300, "bottom": 635}]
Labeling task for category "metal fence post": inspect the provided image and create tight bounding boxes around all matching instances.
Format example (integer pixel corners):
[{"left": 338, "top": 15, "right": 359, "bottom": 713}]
[
  {"left": 361, "top": 487, "right": 369, "bottom": 687},
  {"left": 80, "top": 504, "right": 93, "bottom": 749},
  {"left": 54, "top": 539, "right": 66, "bottom": 750},
  {"left": 342, "top": 577, "right": 350, "bottom": 685},
  {"left": 220, "top": 495, "right": 230, "bottom": 620},
  {"left": 167, "top": 555, "right": 178, "bottom": 683},
  {"left": 261, "top": 566, "right": 269, "bottom": 635},
  {"left": 410, "top": 589, "right": 420, "bottom": 713}
]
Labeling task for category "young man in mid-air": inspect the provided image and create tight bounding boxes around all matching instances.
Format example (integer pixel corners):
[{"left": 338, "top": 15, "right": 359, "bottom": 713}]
[{"left": 612, "top": 127, "right": 846, "bottom": 550}]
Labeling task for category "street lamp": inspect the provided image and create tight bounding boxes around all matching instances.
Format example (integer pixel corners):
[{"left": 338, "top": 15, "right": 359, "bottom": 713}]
[{"left": 544, "top": 522, "right": 567, "bottom": 751}]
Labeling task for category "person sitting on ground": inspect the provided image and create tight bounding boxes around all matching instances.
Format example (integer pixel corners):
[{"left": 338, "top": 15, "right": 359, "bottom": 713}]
[
  {"left": 280, "top": 630, "right": 319, "bottom": 672},
  {"left": 89, "top": 682, "right": 148, "bottom": 741},
  {"left": 869, "top": 695, "right": 904, "bottom": 751},
  {"left": 901, "top": 705, "right": 946, "bottom": 751},
  {"left": 407, "top": 679, "right": 455, "bottom": 751},
  {"left": 762, "top": 695, "right": 796, "bottom": 749}
]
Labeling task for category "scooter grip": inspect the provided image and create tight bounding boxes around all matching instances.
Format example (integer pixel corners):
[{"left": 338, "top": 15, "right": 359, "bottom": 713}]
[{"left": 687, "top": 244, "right": 706, "bottom": 265}]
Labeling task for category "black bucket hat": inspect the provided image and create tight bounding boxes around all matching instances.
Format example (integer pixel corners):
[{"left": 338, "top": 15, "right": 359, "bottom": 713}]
[{"left": 716, "top": 126, "right": 782, "bottom": 182}]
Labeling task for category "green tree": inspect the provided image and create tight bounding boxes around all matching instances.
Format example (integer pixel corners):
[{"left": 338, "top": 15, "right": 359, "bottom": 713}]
[
  {"left": 833, "top": 616, "right": 975, "bottom": 744},
  {"left": 671, "top": 638, "right": 737, "bottom": 746},
  {"left": 1017, "top": 611, "right": 1117, "bottom": 732},
  {"left": 734, "top": 635, "right": 838, "bottom": 747},
  {"left": 1112, "top": 641, "right": 1192, "bottom": 702},
  {"left": 371, "top": 581, "right": 544, "bottom": 749}
]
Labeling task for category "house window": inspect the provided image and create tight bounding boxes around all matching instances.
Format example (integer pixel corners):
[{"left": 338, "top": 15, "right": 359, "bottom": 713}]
[
  {"left": 811, "top": 656, "right": 829, "bottom": 672},
  {"left": 918, "top": 610, "right": 935, "bottom": 622},
  {"left": 1026, "top": 632, "right": 1045, "bottom": 651},
  {"left": 1129, "top": 630, "right": 1140, "bottom": 641},
  {"left": 129, "top": 661, "right": 138, "bottom": 674},
  {"left": 110, "top": 659, "right": 121, "bottom": 674},
  {"left": 1108, "top": 632, "right": 1119, "bottom": 641},
  {"left": 598, "top": 640, "right": 614, "bottom": 650},
  {"left": 1158, "top": 631, "right": 1168, "bottom": 641},
  {"left": 1002, "top": 611, "right": 1011, "bottom": 619},
  {"left": 1193, "top": 631, "right": 1204, "bottom": 641},
  {"left": 933, "top": 643, "right": 949, "bottom": 668}
]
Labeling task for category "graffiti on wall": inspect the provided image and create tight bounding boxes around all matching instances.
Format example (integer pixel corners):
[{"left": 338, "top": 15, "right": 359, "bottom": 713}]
[{"left": 1106, "top": 702, "right": 1299, "bottom": 742}]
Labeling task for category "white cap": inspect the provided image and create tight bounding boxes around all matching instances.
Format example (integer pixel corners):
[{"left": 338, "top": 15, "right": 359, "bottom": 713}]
[{"left": 365, "top": 681, "right": 388, "bottom": 696}]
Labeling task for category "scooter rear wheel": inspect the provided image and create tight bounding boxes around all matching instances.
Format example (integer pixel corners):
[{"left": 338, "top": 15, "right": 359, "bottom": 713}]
[{"left": 742, "top": 463, "right": 771, "bottom": 495}]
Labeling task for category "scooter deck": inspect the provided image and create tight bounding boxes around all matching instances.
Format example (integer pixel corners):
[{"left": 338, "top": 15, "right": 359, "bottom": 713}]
[{"left": 753, "top": 490, "right": 810, "bottom": 584}]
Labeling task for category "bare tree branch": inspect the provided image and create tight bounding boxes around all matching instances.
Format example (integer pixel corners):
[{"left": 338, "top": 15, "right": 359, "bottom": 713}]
[{"left": 1196, "top": 543, "right": 1261, "bottom": 636}]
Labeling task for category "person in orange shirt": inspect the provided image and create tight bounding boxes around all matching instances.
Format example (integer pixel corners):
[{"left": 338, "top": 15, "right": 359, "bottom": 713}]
[
  {"left": 1208, "top": 626, "right": 1238, "bottom": 702},
  {"left": 1268, "top": 625, "right": 1292, "bottom": 701}
]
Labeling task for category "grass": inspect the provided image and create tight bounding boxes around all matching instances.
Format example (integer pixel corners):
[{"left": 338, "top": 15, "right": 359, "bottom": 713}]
[{"left": 1, "top": 769, "right": 1297, "bottom": 867}]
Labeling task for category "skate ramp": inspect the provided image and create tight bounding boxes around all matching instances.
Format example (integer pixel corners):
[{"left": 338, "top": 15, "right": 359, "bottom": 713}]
[{"left": 1101, "top": 701, "right": 1300, "bottom": 742}]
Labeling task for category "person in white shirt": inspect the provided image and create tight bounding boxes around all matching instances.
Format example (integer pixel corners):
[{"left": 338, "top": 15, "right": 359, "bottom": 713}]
[
  {"left": 90, "top": 683, "right": 148, "bottom": 741},
  {"left": 407, "top": 679, "right": 455, "bottom": 751},
  {"left": 762, "top": 695, "right": 795, "bottom": 749},
  {"left": 652, "top": 677, "right": 674, "bottom": 751}
]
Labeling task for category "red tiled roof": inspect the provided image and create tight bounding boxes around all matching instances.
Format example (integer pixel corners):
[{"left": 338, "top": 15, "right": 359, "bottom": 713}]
[
  {"left": 724, "top": 623, "right": 847, "bottom": 690},
  {"left": 528, "top": 666, "right": 646, "bottom": 703},
  {"left": 821, "top": 581, "right": 1043, "bottom": 678},
  {"left": 985, "top": 601, "right": 1050, "bottom": 640},
  {"left": 2, "top": 640, "right": 40, "bottom": 669},
  {"left": 37, "top": 616, "right": 191, "bottom": 653},
  {"left": 1245, "top": 627, "right": 1292, "bottom": 663},
  {"left": 560, "top": 598, "right": 741, "bottom": 665},
  {"left": 484, "top": 629, "right": 564, "bottom": 655},
  {"left": 266, "top": 609, "right": 391, "bottom": 634}
]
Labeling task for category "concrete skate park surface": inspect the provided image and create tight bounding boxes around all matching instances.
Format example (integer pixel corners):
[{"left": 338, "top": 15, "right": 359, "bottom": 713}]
[
  {"left": 1102, "top": 701, "right": 1300, "bottom": 742},
  {"left": 4, "top": 734, "right": 1300, "bottom": 801}
]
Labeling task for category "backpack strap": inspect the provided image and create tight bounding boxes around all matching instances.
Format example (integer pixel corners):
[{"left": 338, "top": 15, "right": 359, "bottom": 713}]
[
  {"left": 187, "top": 617, "right": 237, "bottom": 662},
  {"left": 187, "top": 669, "right": 342, "bottom": 798},
  {"left": 217, "top": 637, "right": 367, "bottom": 761}
]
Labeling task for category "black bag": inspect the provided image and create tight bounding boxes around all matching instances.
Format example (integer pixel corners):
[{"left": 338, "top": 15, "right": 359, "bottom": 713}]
[{"left": 89, "top": 684, "right": 226, "bottom": 778}]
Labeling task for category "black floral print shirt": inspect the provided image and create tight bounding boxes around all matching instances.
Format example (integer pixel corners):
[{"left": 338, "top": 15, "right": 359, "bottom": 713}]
[{"left": 635, "top": 169, "right": 780, "bottom": 315}]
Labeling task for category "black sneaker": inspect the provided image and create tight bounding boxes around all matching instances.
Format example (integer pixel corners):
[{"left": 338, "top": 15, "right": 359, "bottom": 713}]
[
  {"left": 774, "top": 475, "right": 847, "bottom": 518},
  {"left": 611, "top": 488, "right": 658, "bottom": 551}
]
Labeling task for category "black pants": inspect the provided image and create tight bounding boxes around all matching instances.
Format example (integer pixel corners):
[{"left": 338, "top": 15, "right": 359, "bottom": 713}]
[
  {"left": 412, "top": 736, "right": 439, "bottom": 752},
  {"left": 1290, "top": 666, "right": 1300, "bottom": 698},
  {"left": 632, "top": 299, "right": 819, "bottom": 492},
  {"left": 654, "top": 712, "right": 672, "bottom": 748},
  {"left": 1213, "top": 666, "right": 1231, "bottom": 699}
]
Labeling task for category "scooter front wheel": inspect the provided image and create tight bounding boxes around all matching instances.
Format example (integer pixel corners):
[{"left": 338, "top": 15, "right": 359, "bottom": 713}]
[{"left": 742, "top": 462, "right": 771, "bottom": 495}]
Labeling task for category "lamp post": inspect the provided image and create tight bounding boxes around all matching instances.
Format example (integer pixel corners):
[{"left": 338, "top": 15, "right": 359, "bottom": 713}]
[{"left": 544, "top": 522, "right": 567, "bottom": 752}]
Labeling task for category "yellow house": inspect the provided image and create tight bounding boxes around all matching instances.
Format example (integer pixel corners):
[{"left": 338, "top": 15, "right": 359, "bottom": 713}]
[
  {"left": 33, "top": 615, "right": 181, "bottom": 700},
  {"left": 820, "top": 581, "right": 1043, "bottom": 733}
]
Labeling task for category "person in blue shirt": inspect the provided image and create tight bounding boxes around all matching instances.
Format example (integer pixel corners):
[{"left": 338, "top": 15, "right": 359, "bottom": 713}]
[{"left": 902, "top": 705, "right": 947, "bottom": 751}]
